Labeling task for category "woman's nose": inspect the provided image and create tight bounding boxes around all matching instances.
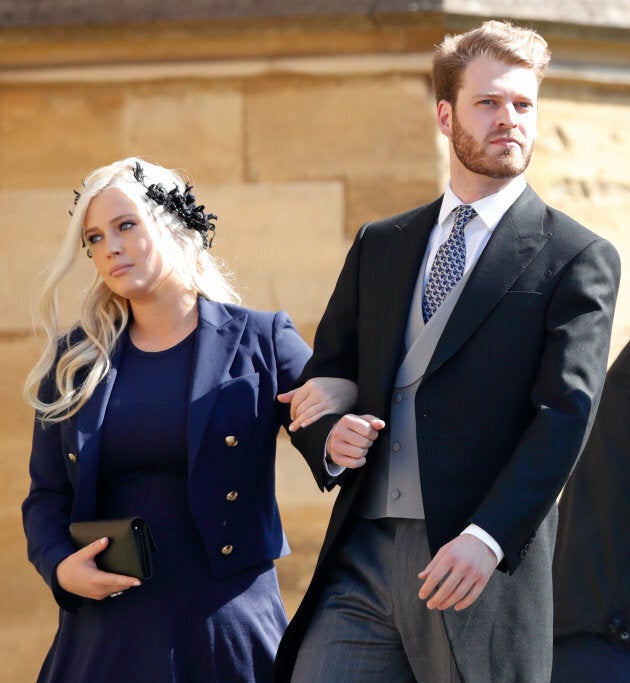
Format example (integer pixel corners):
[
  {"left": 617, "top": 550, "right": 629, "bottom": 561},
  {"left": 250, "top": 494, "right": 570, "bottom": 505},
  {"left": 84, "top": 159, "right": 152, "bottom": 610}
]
[{"left": 105, "top": 235, "right": 122, "bottom": 255}]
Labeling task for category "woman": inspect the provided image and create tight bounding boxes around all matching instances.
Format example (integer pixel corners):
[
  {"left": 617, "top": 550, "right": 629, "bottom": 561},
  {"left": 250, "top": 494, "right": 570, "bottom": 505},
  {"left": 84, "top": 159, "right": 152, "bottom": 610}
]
[{"left": 22, "top": 157, "right": 354, "bottom": 682}]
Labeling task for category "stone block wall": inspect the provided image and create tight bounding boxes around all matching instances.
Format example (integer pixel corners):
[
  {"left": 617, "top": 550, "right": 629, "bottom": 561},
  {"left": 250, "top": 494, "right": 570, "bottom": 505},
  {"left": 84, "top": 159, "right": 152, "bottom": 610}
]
[{"left": 0, "top": 11, "right": 628, "bottom": 680}]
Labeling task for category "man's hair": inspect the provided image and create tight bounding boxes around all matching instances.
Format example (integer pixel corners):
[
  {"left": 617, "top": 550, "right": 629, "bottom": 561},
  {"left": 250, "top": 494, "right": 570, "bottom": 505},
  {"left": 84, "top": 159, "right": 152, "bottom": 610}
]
[{"left": 432, "top": 20, "right": 551, "bottom": 105}]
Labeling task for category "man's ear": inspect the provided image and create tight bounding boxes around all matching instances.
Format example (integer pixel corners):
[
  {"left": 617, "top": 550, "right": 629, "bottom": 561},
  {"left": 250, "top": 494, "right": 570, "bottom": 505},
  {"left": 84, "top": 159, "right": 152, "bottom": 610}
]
[{"left": 436, "top": 100, "right": 452, "bottom": 137}]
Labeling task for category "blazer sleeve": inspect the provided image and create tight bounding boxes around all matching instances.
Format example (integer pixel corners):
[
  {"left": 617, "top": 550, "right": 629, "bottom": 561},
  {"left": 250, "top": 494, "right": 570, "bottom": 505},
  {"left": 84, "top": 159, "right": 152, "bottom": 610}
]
[
  {"left": 22, "top": 372, "right": 82, "bottom": 610},
  {"left": 272, "top": 310, "right": 313, "bottom": 426},
  {"left": 470, "top": 236, "right": 621, "bottom": 572}
]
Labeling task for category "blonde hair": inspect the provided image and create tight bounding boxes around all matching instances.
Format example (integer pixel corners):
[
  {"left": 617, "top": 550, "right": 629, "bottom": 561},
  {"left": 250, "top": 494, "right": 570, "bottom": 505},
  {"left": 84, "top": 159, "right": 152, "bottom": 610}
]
[
  {"left": 24, "top": 157, "right": 240, "bottom": 423},
  {"left": 432, "top": 20, "right": 551, "bottom": 105}
]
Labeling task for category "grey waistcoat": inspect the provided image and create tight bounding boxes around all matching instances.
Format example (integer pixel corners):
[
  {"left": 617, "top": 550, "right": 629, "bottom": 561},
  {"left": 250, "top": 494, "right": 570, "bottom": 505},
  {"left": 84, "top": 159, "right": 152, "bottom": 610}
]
[{"left": 360, "top": 259, "right": 473, "bottom": 519}]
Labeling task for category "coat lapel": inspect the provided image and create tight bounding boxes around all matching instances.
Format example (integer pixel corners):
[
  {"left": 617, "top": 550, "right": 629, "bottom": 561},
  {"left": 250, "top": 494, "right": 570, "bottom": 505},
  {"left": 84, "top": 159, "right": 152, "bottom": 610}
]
[
  {"left": 373, "top": 200, "right": 441, "bottom": 409},
  {"left": 187, "top": 298, "right": 247, "bottom": 470},
  {"left": 424, "top": 186, "right": 551, "bottom": 380},
  {"left": 73, "top": 341, "right": 124, "bottom": 520}
]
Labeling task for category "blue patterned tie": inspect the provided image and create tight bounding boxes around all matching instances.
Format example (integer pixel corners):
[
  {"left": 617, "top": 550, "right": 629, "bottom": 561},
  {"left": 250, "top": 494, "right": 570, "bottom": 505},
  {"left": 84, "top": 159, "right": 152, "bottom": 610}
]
[{"left": 422, "top": 204, "right": 477, "bottom": 323}]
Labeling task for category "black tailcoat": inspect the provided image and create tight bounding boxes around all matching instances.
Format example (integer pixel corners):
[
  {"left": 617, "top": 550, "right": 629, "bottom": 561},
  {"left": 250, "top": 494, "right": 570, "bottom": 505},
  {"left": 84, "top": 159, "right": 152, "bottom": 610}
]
[{"left": 275, "top": 186, "right": 620, "bottom": 683}]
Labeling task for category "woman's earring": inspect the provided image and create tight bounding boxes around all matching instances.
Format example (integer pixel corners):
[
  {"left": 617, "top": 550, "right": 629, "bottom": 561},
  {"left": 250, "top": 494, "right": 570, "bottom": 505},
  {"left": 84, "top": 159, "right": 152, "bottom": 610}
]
[{"left": 86, "top": 248, "right": 93, "bottom": 259}]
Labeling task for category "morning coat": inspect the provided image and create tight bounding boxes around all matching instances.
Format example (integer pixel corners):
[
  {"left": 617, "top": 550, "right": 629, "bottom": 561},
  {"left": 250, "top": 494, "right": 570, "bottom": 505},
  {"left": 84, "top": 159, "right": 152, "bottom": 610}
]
[{"left": 275, "top": 185, "right": 620, "bottom": 683}]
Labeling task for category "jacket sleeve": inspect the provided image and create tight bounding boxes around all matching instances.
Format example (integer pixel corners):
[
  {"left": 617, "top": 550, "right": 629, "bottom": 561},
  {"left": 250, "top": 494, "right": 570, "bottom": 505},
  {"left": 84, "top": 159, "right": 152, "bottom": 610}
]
[
  {"left": 470, "top": 236, "right": 621, "bottom": 572},
  {"left": 271, "top": 310, "right": 313, "bottom": 427},
  {"left": 22, "top": 372, "right": 82, "bottom": 610},
  {"left": 288, "top": 227, "right": 366, "bottom": 490}
]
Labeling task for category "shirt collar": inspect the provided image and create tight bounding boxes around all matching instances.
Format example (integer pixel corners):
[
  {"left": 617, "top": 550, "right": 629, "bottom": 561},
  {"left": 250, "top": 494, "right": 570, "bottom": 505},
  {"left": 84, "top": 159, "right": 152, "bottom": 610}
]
[{"left": 439, "top": 176, "right": 527, "bottom": 231}]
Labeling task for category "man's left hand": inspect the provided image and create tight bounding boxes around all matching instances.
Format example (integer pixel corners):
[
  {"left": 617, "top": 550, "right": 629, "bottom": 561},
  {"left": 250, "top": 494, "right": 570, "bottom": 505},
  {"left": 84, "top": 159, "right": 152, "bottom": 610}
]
[{"left": 418, "top": 534, "right": 496, "bottom": 611}]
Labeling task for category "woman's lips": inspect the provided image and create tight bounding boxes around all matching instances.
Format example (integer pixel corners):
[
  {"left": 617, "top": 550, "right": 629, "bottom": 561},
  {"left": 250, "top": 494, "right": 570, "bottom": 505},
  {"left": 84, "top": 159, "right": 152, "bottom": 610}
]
[{"left": 109, "top": 263, "right": 133, "bottom": 276}]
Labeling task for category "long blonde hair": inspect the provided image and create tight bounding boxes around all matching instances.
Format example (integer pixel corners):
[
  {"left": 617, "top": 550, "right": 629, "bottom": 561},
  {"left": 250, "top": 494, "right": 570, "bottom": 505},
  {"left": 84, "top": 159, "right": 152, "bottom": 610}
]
[{"left": 24, "top": 157, "right": 240, "bottom": 423}]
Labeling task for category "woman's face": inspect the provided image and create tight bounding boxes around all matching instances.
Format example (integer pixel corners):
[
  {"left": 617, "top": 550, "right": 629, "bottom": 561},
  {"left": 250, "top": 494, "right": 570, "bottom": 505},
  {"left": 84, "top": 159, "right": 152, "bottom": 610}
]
[{"left": 83, "top": 187, "right": 181, "bottom": 303}]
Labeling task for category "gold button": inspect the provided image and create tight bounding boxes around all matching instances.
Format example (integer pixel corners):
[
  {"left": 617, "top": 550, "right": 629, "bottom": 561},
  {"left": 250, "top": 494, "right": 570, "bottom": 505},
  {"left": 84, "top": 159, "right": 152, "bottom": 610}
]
[
  {"left": 224, "top": 436, "right": 238, "bottom": 447},
  {"left": 226, "top": 491, "right": 239, "bottom": 502},
  {"left": 68, "top": 453, "right": 78, "bottom": 463},
  {"left": 221, "top": 544, "right": 233, "bottom": 555}
]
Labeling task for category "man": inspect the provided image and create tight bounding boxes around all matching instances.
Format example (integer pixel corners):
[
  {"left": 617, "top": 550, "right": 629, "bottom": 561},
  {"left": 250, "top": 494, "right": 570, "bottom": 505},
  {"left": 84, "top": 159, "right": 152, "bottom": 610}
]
[
  {"left": 552, "top": 340, "right": 630, "bottom": 682},
  {"left": 275, "top": 20, "right": 620, "bottom": 682}
]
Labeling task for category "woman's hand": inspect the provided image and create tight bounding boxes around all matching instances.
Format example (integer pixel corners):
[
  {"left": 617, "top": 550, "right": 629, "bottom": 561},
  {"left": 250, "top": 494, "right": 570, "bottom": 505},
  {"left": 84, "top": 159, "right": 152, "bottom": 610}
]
[
  {"left": 277, "top": 377, "right": 358, "bottom": 432},
  {"left": 56, "top": 538, "right": 141, "bottom": 600}
]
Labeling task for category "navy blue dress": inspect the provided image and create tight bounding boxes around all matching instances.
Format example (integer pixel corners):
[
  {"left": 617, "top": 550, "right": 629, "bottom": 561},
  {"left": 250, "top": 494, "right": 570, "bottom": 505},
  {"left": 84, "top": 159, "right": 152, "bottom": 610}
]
[{"left": 37, "top": 331, "right": 287, "bottom": 682}]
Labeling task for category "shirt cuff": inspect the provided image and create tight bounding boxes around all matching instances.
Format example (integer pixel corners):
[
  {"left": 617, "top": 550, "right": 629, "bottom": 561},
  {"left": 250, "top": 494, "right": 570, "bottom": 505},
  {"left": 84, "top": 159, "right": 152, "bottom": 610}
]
[
  {"left": 461, "top": 524, "right": 504, "bottom": 565},
  {"left": 323, "top": 432, "right": 345, "bottom": 478}
]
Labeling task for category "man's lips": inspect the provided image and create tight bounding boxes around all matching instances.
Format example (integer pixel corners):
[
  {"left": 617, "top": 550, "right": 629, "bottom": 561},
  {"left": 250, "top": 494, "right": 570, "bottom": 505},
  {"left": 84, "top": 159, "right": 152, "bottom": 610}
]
[
  {"left": 109, "top": 263, "right": 133, "bottom": 276},
  {"left": 490, "top": 136, "right": 522, "bottom": 147}
]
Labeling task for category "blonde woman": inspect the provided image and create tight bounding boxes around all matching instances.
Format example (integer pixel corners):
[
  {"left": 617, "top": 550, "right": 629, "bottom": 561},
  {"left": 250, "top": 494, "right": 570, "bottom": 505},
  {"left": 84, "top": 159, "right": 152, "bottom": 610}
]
[{"left": 23, "top": 158, "right": 355, "bottom": 682}]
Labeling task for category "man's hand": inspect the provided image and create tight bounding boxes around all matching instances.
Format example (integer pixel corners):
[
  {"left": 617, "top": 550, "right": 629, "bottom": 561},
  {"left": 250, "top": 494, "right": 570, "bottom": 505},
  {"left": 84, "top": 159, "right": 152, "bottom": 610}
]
[
  {"left": 418, "top": 534, "right": 496, "bottom": 611},
  {"left": 326, "top": 413, "right": 385, "bottom": 469}
]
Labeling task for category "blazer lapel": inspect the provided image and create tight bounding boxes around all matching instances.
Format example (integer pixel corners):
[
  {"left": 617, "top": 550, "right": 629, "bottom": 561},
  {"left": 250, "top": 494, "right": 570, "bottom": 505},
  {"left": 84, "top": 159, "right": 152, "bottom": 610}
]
[
  {"left": 425, "top": 185, "right": 551, "bottom": 379},
  {"left": 187, "top": 298, "right": 247, "bottom": 470},
  {"left": 73, "top": 340, "right": 124, "bottom": 520}
]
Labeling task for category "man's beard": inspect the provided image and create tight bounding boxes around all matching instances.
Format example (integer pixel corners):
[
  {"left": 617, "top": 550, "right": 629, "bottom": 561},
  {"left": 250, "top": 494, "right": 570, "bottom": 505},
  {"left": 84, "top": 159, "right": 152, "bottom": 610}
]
[{"left": 451, "top": 110, "right": 533, "bottom": 179}]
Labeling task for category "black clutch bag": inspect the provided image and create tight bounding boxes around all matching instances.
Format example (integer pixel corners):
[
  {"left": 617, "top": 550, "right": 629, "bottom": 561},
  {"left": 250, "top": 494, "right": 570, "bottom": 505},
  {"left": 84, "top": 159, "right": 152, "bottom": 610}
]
[{"left": 69, "top": 517, "right": 157, "bottom": 580}]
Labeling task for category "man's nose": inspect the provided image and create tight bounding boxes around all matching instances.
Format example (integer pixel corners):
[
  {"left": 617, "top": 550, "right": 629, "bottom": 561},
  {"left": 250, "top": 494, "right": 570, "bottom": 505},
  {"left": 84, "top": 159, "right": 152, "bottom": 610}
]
[{"left": 497, "top": 104, "right": 518, "bottom": 128}]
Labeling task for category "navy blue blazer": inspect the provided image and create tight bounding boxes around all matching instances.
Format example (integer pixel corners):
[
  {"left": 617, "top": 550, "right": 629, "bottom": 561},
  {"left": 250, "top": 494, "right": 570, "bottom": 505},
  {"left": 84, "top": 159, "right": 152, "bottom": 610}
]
[{"left": 23, "top": 297, "right": 311, "bottom": 608}]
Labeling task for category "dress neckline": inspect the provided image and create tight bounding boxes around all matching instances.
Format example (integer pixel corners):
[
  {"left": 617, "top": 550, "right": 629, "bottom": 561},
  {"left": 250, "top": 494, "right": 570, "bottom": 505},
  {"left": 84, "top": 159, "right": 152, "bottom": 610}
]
[{"left": 126, "top": 327, "right": 197, "bottom": 358}]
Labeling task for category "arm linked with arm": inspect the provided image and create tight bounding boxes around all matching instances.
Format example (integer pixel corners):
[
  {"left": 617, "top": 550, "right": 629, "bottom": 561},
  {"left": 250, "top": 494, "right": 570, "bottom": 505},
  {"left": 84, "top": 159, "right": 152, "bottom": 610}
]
[{"left": 284, "top": 228, "right": 367, "bottom": 489}]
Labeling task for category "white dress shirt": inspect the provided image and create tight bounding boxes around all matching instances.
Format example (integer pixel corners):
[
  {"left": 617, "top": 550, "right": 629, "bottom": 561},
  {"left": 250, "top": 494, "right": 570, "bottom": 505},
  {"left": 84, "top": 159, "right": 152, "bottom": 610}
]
[{"left": 425, "top": 176, "right": 527, "bottom": 287}]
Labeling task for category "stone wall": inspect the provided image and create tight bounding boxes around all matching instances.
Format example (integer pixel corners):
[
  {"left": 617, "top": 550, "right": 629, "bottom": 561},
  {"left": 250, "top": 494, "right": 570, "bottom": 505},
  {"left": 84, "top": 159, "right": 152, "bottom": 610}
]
[{"left": 1, "top": 9, "right": 628, "bottom": 680}]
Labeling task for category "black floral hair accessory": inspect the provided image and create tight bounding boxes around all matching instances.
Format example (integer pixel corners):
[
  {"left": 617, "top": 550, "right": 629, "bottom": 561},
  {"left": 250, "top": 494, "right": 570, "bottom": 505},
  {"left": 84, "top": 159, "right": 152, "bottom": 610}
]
[
  {"left": 68, "top": 188, "right": 88, "bottom": 247},
  {"left": 70, "top": 162, "right": 217, "bottom": 250},
  {"left": 132, "top": 162, "right": 217, "bottom": 248}
]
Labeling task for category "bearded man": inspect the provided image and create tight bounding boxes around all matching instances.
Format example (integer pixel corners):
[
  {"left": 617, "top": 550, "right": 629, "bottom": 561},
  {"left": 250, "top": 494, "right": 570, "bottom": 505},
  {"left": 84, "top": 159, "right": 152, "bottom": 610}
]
[{"left": 275, "top": 20, "right": 621, "bottom": 683}]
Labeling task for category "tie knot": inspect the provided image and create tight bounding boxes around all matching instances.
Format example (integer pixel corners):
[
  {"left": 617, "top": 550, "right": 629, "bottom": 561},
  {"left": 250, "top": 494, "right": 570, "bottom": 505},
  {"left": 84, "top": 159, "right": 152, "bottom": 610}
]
[{"left": 453, "top": 204, "right": 476, "bottom": 230}]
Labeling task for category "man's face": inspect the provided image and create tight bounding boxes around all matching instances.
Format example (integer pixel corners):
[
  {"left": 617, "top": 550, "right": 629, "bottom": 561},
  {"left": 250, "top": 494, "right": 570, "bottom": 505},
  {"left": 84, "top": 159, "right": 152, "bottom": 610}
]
[{"left": 443, "top": 57, "right": 539, "bottom": 180}]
